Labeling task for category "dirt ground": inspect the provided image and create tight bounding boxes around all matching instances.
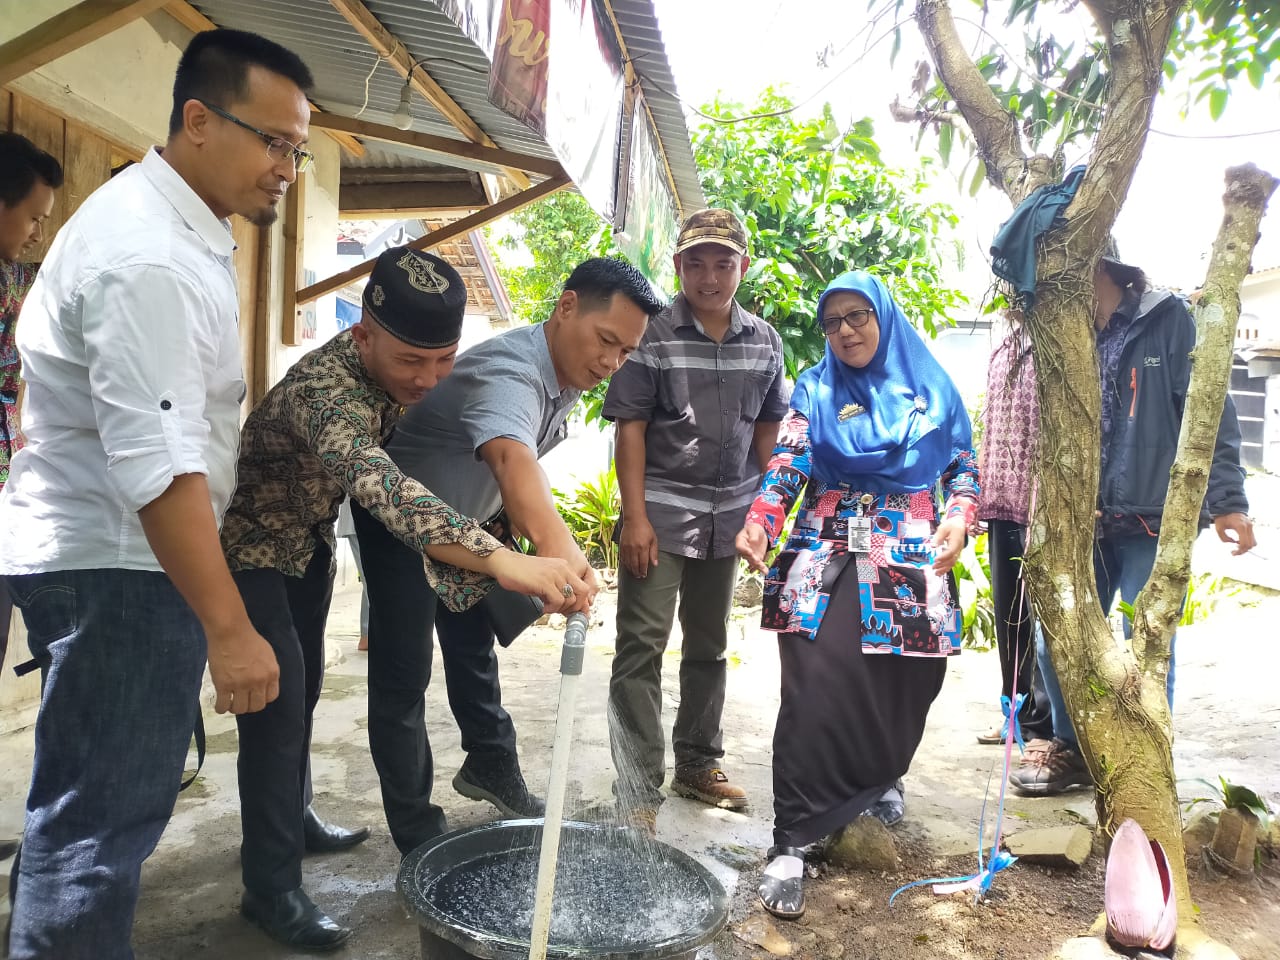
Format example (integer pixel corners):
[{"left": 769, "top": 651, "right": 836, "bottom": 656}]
[
  {"left": 2, "top": 530, "right": 1279, "bottom": 960},
  {"left": 711, "top": 830, "right": 1280, "bottom": 960}
]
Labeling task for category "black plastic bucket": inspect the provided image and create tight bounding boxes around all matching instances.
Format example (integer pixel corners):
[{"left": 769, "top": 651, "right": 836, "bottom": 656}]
[{"left": 398, "top": 819, "right": 729, "bottom": 960}]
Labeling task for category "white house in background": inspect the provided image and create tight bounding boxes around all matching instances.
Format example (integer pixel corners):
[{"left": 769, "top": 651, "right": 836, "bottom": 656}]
[
  {"left": 927, "top": 315, "right": 997, "bottom": 412},
  {"left": 1238, "top": 266, "right": 1280, "bottom": 474}
]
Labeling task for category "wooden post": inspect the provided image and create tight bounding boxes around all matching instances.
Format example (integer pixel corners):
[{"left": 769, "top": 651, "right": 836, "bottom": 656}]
[
  {"left": 253, "top": 225, "right": 274, "bottom": 405},
  {"left": 281, "top": 183, "right": 306, "bottom": 346}
]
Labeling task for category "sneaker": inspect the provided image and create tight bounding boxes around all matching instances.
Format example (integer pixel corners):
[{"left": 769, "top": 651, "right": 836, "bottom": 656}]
[
  {"left": 1008, "top": 738, "right": 1092, "bottom": 796},
  {"left": 618, "top": 805, "right": 658, "bottom": 839},
  {"left": 671, "top": 767, "right": 748, "bottom": 810},
  {"left": 453, "top": 760, "right": 546, "bottom": 818}
]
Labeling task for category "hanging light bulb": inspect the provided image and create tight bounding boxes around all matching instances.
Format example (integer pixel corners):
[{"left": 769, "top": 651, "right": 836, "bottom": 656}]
[{"left": 391, "top": 79, "right": 413, "bottom": 130}]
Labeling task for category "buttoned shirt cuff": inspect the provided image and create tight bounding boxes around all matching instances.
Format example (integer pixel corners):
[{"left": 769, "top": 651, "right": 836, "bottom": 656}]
[{"left": 106, "top": 396, "right": 209, "bottom": 511}]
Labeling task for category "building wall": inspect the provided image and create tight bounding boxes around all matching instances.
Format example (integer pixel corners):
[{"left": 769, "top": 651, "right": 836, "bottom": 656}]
[{"left": 1239, "top": 269, "right": 1280, "bottom": 346}]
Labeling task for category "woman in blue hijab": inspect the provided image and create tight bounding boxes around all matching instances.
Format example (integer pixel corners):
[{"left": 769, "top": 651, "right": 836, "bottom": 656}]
[{"left": 736, "top": 271, "right": 978, "bottom": 920}]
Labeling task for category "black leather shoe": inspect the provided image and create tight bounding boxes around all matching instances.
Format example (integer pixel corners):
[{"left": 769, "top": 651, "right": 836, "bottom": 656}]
[
  {"left": 453, "top": 760, "right": 545, "bottom": 818},
  {"left": 758, "top": 846, "right": 806, "bottom": 920},
  {"left": 303, "top": 805, "right": 370, "bottom": 854},
  {"left": 241, "top": 886, "right": 351, "bottom": 951}
]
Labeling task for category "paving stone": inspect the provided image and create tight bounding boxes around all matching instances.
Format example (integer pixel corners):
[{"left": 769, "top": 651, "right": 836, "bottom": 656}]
[{"left": 1006, "top": 825, "right": 1093, "bottom": 868}]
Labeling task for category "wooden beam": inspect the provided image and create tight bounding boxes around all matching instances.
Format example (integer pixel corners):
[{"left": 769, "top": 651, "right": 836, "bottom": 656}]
[
  {"left": 281, "top": 183, "right": 307, "bottom": 346},
  {"left": 306, "top": 104, "right": 364, "bottom": 159},
  {"left": 0, "top": 0, "right": 171, "bottom": 86},
  {"left": 296, "top": 174, "right": 572, "bottom": 305},
  {"left": 340, "top": 180, "right": 487, "bottom": 217},
  {"left": 326, "top": 0, "right": 530, "bottom": 189},
  {"left": 162, "top": 0, "right": 215, "bottom": 32},
  {"left": 162, "top": 1, "right": 365, "bottom": 159},
  {"left": 309, "top": 113, "right": 564, "bottom": 178}
]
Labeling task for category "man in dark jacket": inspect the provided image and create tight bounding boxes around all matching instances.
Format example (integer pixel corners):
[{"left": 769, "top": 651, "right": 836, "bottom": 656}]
[{"left": 1010, "top": 251, "right": 1255, "bottom": 796}]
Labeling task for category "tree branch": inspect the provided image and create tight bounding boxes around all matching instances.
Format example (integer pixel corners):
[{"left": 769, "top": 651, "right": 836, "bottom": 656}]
[
  {"left": 888, "top": 95, "right": 962, "bottom": 128},
  {"left": 1060, "top": 0, "right": 1185, "bottom": 256},
  {"left": 913, "top": 0, "right": 1041, "bottom": 200},
  {"left": 1131, "top": 163, "right": 1278, "bottom": 669}
]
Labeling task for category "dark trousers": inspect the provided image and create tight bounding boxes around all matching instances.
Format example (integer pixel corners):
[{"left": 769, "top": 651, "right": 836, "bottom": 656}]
[
  {"left": 233, "top": 543, "right": 333, "bottom": 896},
  {"left": 0, "top": 577, "right": 12, "bottom": 676},
  {"left": 351, "top": 501, "right": 517, "bottom": 855},
  {"left": 986, "top": 520, "right": 1053, "bottom": 741},
  {"left": 5, "top": 569, "right": 206, "bottom": 960}
]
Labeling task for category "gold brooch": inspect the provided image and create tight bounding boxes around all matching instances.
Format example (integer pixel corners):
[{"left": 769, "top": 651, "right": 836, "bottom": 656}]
[{"left": 838, "top": 403, "right": 866, "bottom": 421}]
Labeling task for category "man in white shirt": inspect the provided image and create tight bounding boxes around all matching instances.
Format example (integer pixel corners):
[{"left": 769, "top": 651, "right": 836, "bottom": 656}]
[{"left": 0, "top": 30, "right": 313, "bottom": 960}]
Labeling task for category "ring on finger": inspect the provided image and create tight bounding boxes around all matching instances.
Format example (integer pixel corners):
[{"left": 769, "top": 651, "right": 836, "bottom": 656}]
[{"left": 561, "top": 584, "right": 575, "bottom": 599}]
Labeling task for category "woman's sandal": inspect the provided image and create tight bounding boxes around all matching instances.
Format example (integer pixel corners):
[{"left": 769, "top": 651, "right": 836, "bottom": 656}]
[
  {"left": 976, "top": 724, "right": 1006, "bottom": 745},
  {"left": 758, "top": 845, "right": 806, "bottom": 920},
  {"left": 865, "top": 780, "right": 905, "bottom": 827}
]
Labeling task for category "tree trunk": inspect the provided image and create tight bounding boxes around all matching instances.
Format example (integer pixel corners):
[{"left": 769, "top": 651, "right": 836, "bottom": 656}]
[
  {"left": 1131, "top": 164, "right": 1279, "bottom": 663},
  {"left": 911, "top": 0, "right": 1276, "bottom": 928}
]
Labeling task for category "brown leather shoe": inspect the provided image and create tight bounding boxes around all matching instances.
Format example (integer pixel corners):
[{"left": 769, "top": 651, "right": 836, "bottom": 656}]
[
  {"left": 671, "top": 767, "right": 748, "bottom": 810},
  {"left": 619, "top": 805, "right": 658, "bottom": 838}
]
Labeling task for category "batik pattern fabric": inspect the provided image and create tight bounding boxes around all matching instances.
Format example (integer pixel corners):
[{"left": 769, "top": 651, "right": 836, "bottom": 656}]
[
  {"left": 746, "top": 411, "right": 978, "bottom": 656},
  {"left": 221, "top": 330, "right": 499, "bottom": 612},
  {"left": 0, "top": 262, "right": 37, "bottom": 489},
  {"left": 976, "top": 329, "right": 1038, "bottom": 525}
]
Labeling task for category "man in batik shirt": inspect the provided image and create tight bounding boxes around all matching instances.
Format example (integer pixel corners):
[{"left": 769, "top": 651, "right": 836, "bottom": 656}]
[{"left": 221, "top": 245, "right": 585, "bottom": 951}]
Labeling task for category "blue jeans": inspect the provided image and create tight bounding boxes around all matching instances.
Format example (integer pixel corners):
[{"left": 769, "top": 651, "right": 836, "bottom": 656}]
[
  {"left": 4, "top": 569, "right": 206, "bottom": 960},
  {"left": 1036, "top": 533, "right": 1177, "bottom": 749}
]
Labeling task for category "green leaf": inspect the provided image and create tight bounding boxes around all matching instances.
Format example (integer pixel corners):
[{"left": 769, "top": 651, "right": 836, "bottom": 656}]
[
  {"left": 1208, "top": 85, "right": 1228, "bottom": 119},
  {"left": 938, "top": 122, "right": 954, "bottom": 167},
  {"left": 1247, "top": 56, "right": 1267, "bottom": 88},
  {"left": 969, "top": 159, "right": 987, "bottom": 197}
]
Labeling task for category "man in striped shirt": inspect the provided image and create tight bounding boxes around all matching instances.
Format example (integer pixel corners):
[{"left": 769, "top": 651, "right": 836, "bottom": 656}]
[{"left": 604, "top": 209, "right": 789, "bottom": 834}]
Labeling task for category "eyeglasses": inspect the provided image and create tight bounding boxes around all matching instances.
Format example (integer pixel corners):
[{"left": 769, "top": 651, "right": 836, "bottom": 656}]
[
  {"left": 820, "top": 308, "right": 875, "bottom": 335},
  {"left": 198, "top": 100, "right": 314, "bottom": 173}
]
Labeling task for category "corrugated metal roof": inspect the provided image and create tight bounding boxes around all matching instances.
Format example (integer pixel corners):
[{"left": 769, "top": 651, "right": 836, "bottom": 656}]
[
  {"left": 187, "top": 0, "right": 703, "bottom": 215},
  {"left": 609, "top": 0, "right": 704, "bottom": 217}
]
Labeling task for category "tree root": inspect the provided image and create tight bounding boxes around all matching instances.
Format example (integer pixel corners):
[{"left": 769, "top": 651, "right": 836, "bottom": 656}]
[{"left": 1078, "top": 914, "right": 1240, "bottom": 959}]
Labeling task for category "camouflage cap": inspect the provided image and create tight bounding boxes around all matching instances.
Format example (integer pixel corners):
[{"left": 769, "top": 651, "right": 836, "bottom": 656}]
[
  {"left": 674, "top": 208, "right": 748, "bottom": 257},
  {"left": 362, "top": 246, "right": 466, "bottom": 349}
]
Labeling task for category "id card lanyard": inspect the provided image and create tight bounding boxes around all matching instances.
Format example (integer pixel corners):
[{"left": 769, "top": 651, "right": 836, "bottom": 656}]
[{"left": 848, "top": 493, "right": 874, "bottom": 554}]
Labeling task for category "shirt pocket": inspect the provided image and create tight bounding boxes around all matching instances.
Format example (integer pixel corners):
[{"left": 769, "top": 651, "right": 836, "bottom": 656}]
[
  {"left": 737, "top": 368, "right": 773, "bottom": 422},
  {"left": 657, "top": 363, "right": 694, "bottom": 419}
]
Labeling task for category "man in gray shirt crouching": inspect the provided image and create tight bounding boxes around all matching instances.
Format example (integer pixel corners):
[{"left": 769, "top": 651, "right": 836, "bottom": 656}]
[{"left": 352, "top": 257, "right": 663, "bottom": 854}]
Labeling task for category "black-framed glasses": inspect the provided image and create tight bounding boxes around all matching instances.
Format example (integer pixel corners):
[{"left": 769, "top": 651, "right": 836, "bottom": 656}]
[
  {"left": 820, "top": 307, "right": 875, "bottom": 335},
  {"left": 198, "top": 99, "right": 314, "bottom": 173}
]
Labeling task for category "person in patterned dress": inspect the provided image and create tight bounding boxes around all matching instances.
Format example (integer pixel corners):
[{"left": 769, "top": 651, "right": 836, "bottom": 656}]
[
  {"left": 0, "top": 132, "right": 62, "bottom": 677},
  {"left": 220, "top": 245, "right": 588, "bottom": 951},
  {"left": 736, "top": 271, "right": 978, "bottom": 920},
  {"left": 973, "top": 314, "right": 1054, "bottom": 747}
]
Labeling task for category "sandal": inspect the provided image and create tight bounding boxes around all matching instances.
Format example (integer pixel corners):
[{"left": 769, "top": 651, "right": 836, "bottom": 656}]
[
  {"left": 977, "top": 723, "right": 1006, "bottom": 745},
  {"left": 758, "top": 845, "right": 806, "bottom": 920},
  {"left": 864, "top": 780, "right": 905, "bottom": 827}
]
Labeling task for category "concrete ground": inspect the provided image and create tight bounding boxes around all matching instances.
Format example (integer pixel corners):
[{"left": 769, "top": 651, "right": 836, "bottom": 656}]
[{"left": 1, "top": 483, "right": 1277, "bottom": 957}]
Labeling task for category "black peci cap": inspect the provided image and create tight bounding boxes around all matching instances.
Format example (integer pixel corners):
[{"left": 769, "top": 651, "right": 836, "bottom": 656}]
[{"left": 362, "top": 246, "right": 467, "bottom": 348}]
